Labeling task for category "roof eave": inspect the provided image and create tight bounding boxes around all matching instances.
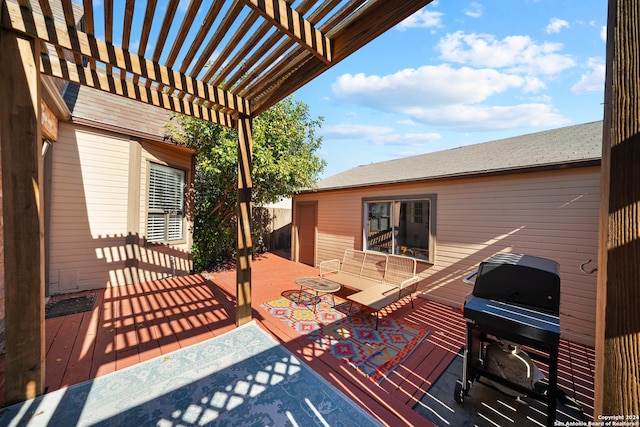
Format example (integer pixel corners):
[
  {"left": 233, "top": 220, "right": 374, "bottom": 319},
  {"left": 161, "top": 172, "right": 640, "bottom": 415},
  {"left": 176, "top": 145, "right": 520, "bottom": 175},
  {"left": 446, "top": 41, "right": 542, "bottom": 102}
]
[
  {"left": 41, "top": 76, "right": 72, "bottom": 121},
  {"left": 68, "top": 116, "right": 194, "bottom": 154},
  {"left": 299, "top": 158, "right": 602, "bottom": 194}
]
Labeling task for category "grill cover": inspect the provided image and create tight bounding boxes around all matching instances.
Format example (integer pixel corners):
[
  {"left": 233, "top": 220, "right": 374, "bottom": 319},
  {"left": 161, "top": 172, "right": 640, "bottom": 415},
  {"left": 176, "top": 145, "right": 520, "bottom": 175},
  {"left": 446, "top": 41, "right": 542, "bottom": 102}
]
[{"left": 472, "top": 253, "right": 560, "bottom": 314}]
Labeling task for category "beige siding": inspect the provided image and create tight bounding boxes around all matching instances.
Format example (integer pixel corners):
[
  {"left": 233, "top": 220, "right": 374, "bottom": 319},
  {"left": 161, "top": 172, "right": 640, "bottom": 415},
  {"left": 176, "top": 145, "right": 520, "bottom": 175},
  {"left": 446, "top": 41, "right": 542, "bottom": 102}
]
[
  {"left": 49, "top": 124, "right": 130, "bottom": 292},
  {"left": 316, "top": 191, "right": 364, "bottom": 263},
  {"left": 48, "top": 123, "right": 193, "bottom": 293},
  {"left": 136, "top": 141, "right": 194, "bottom": 284},
  {"left": 294, "top": 167, "right": 600, "bottom": 345}
]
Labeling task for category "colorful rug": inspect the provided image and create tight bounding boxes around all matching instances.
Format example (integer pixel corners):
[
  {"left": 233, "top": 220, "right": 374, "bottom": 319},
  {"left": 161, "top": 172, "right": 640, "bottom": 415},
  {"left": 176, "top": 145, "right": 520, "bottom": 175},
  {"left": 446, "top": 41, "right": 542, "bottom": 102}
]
[
  {"left": 261, "top": 290, "right": 430, "bottom": 384},
  {"left": 0, "top": 321, "right": 381, "bottom": 426}
]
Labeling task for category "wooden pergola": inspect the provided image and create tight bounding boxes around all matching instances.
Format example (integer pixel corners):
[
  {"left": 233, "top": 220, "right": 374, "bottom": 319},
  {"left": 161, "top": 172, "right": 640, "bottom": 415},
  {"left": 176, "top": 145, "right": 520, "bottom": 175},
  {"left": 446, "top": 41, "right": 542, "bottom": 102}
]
[{"left": 0, "top": 0, "right": 638, "bottom": 418}]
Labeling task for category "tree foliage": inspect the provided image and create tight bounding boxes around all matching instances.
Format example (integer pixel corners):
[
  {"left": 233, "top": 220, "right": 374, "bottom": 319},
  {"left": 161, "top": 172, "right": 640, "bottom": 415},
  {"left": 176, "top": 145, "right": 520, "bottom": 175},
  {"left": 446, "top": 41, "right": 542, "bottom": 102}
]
[{"left": 165, "top": 96, "right": 325, "bottom": 271}]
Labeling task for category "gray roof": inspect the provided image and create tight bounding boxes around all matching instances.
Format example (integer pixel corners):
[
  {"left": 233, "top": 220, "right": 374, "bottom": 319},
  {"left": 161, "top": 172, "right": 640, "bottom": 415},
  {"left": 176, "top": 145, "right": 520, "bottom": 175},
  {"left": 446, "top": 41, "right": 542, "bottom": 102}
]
[
  {"left": 63, "top": 83, "right": 173, "bottom": 142},
  {"left": 316, "top": 121, "right": 602, "bottom": 191},
  {"left": 43, "top": 2, "right": 172, "bottom": 142}
]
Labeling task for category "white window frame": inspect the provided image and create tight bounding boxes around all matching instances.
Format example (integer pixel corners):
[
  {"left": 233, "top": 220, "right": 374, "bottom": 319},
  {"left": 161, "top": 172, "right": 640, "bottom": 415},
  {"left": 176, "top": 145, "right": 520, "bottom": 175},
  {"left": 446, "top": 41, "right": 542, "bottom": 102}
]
[{"left": 147, "top": 162, "right": 186, "bottom": 243}]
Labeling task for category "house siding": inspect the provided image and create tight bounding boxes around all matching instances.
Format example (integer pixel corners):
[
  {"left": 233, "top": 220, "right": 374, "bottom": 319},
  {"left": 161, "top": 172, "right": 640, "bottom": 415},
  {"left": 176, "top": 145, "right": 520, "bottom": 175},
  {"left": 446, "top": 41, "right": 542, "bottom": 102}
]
[
  {"left": 48, "top": 123, "right": 193, "bottom": 294},
  {"left": 136, "top": 140, "right": 194, "bottom": 284},
  {"left": 293, "top": 166, "right": 600, "bottom": 346}
]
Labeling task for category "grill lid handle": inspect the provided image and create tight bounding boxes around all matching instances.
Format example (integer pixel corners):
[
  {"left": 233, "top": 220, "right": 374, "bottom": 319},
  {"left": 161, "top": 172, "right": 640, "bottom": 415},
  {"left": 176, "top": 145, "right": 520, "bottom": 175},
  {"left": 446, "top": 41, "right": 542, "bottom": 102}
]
[{"left": 463, "top": 271, "right": 478, "bottom": 285}]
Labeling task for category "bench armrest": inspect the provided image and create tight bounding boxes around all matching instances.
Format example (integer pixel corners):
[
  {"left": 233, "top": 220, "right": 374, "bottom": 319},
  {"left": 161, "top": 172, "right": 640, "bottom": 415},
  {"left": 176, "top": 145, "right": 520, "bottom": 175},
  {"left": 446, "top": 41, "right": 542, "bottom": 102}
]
[
  {"left": 320, "top": 259, "right": 341, "bottom": 277},
  {"left": 395, "top": 275, "right": 420, "bottom": 290}
]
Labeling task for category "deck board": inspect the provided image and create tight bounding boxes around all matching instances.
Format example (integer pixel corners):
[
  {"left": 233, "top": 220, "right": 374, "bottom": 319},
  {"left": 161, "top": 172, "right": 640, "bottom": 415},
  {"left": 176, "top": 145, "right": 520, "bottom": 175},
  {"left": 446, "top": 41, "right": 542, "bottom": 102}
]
[
  {"left": 0, "top": 252, "right": 594, "bottom": 426},
  {"left": 60, "top": 310, "right": 97, "bottom": 388}
]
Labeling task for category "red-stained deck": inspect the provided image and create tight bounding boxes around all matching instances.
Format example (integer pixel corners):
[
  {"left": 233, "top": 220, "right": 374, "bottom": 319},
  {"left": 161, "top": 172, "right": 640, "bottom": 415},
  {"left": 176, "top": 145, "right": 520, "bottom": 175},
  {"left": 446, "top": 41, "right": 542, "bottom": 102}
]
[{"left": 0, "top": 252, "right": 594, "bottom": 426}]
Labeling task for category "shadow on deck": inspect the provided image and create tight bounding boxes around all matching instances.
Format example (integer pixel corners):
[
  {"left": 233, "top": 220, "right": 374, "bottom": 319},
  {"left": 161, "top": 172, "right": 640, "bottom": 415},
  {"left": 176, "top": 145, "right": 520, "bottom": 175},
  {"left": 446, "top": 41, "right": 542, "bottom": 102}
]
[{"left": 0, "top": 252, "right": 594, "bottom": 426}]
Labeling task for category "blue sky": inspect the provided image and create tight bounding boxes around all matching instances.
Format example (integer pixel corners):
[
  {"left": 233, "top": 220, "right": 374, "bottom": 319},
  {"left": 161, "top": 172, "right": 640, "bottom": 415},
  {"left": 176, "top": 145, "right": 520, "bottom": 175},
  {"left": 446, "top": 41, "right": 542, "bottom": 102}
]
[
  {"left": 80, "top": 0, "right": 606, "bottom": 179},
  {"left": 293, "top": 0, "right": 607, "bottom": 177}
]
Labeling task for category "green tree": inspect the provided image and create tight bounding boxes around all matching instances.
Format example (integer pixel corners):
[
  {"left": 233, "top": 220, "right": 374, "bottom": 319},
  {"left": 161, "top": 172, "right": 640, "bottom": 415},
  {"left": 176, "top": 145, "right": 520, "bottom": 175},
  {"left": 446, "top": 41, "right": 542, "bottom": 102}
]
[{"left": 165, "top": 96, "right": 325, "bottom": 271}]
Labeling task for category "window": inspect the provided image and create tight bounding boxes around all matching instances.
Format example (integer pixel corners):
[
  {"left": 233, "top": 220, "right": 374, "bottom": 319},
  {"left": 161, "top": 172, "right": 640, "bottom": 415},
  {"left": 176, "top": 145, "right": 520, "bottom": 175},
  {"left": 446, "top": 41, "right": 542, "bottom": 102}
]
[
  {"left": 411, "top": 202, "right": 423, "bottom": 224},
  {"left": 364, "top": 196, "right": 435, "bottom": 262},
  {"left": 147, "top": 162, "right": 186, "bottom": 243},
  {"left": 368, "top": 202, "right": 390, "bottom": 232}
]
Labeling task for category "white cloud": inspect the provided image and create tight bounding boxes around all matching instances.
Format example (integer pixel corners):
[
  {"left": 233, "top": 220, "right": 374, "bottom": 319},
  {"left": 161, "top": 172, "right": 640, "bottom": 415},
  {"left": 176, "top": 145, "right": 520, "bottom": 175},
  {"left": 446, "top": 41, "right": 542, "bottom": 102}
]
[
  {"left": 331, "top": 64, "right": 566, "bottom": 130},
  {"left": 322, "top": 124, "right": 441, "bottom": 147},
  {"left": 572, "top": 58, "right": 606, "bottom": 94},
  {"left": 546, "top": 18, "right": 570, "bottom": 34},
  {"left": 530, "top": 94, "right": 553, "bottom": 104},
  {"left": 406, "top": 104, "right": 570, "bottom": 130},
  {"left": 179, "top": 0, "right": 190, "bottom": 12},
  {"left": 397, "top": 119, "right": 419, "bottom": 126},
  {"left": 322, "top": 124, "right": 393, "bottom": 139},
  {"left": 437, "top": 31, "right": 575, "bottom": 75},
  {"left": 601, "top": 25, "right": 607, "bottom": 42},
  {"left": 464, "top": 2, "right": 483, "bottom": 18},
  {"left": 328, "top": 28, "right": 584, "bottom": 132},
  {"left": 521, "top": 76, "right": 547, "bottom": 93},
  {"left": 397, "top": 8, "right": 444, "bottom": 31},
  {"left": 371, "top": 132, "right": 441, "bottom": 146},
  {"left": 332, "top": 65, "right": 528, "bottom": 109}
]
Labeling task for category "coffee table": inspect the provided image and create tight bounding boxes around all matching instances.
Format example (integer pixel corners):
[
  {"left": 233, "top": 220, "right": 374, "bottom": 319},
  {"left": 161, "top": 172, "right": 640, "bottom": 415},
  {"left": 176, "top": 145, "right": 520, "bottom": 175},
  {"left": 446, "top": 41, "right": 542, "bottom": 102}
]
[{"left": 294, "top": 276, "right": 341, "bottom": 312}]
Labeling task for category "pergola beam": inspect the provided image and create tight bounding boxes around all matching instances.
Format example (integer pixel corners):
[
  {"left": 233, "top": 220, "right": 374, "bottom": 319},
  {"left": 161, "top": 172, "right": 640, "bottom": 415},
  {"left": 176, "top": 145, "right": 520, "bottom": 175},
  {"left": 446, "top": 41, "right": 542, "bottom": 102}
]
[
  {"left": 236, "top": 116, "right": 254, "bottom": 326},
  {"left": 251, "top": 0, "right": 433, "bottom": 114},
  {"left": 2, "top": 0, "right": 251, "bottom": 118},
  {"left": 0, "top": 27, "right": 45, "bottom": 405},
  {"left": 40, "top": 51, "right": 235, "bottom": 128},
  {"left": 595, "top": 0, "right": 640, "bottom": 416},
  {"left": 241, "top": 0, "right": 332, "bottom": 64}
]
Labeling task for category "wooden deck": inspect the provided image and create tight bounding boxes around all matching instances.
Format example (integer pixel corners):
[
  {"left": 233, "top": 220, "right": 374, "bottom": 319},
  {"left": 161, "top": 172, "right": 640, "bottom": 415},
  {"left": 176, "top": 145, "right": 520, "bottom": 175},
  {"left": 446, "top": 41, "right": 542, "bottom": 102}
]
[{"left": 0, "top": 252, "right": 595, "bottom": 426}]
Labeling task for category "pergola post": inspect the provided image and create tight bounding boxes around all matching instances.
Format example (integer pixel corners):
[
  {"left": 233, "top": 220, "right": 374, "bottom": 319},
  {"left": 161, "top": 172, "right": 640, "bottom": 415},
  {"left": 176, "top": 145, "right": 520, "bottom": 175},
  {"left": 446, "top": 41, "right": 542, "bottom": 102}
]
[
  {"left": 0, "top": 29, "right": 46, "bottom": 403},
  {"left": 595, "top": 0, "right": 640, "bottom": 417},
  {"left": 236, "top": 115, "right": 253, "bottom": 326}
]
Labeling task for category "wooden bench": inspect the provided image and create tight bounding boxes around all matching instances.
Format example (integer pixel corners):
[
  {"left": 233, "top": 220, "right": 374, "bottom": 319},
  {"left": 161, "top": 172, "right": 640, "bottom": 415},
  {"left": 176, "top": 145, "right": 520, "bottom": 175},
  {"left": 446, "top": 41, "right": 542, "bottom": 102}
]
[{"left": 319, "top": 249, "right": 420, "bottom": 328}]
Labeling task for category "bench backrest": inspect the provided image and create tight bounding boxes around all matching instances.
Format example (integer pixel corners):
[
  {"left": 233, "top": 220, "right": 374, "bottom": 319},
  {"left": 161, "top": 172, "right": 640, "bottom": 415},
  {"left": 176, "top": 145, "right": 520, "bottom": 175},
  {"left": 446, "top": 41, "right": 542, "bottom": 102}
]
[
  {"left": 384, "top": 255, "right": 417, "bottom": 287},
  {"left": 341, "top": 249, "right": 386, "bottom": 282},
  {"left": 362, "top": 251, "right": 387, "bottom": 282},
  {"left": 341, "top": 249, "right": 366, "bottom": 276}
]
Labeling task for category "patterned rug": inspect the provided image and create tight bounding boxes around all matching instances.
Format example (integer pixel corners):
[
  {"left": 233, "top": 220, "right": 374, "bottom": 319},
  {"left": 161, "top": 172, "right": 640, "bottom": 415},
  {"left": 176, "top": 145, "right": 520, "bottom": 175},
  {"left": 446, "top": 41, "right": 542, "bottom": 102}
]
[
  {"left": 0, "top": 321, "right": 381, "bottom": 427},
  {"left": 261, "top": 290, "right": 430, "bottom": 384}
]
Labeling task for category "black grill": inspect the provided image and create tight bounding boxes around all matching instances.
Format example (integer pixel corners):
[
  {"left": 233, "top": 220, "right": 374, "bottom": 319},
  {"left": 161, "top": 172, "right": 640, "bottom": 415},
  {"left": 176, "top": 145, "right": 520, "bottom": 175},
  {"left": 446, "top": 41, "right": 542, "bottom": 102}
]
[
  {"left": 455, "top": 253, "right": 562, "bottom": 426},
  {"left": 471, "top": 252, "right": 560, "bottom": 314}
]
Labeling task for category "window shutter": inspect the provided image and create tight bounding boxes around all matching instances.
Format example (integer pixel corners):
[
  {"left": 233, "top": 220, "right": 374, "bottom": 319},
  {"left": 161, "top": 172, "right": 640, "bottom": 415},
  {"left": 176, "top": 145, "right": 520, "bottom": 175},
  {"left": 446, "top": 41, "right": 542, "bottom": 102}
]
[
  {"left": 147, "top": 213, "right": 166, "bottom": 242},
  {"left": 148, "top": 163, "right": 185, "bottom": 242}
]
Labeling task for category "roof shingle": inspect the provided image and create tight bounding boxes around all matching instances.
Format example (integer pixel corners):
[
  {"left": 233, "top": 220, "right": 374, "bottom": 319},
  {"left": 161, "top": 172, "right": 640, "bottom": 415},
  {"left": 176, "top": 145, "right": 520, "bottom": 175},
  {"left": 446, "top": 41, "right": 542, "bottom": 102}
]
[
  {"left": 63, "top": 83, "right": 173, "bottom": 142},
  {"left": 317, "top": 121, "right": 602, "bottom": 191}
]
